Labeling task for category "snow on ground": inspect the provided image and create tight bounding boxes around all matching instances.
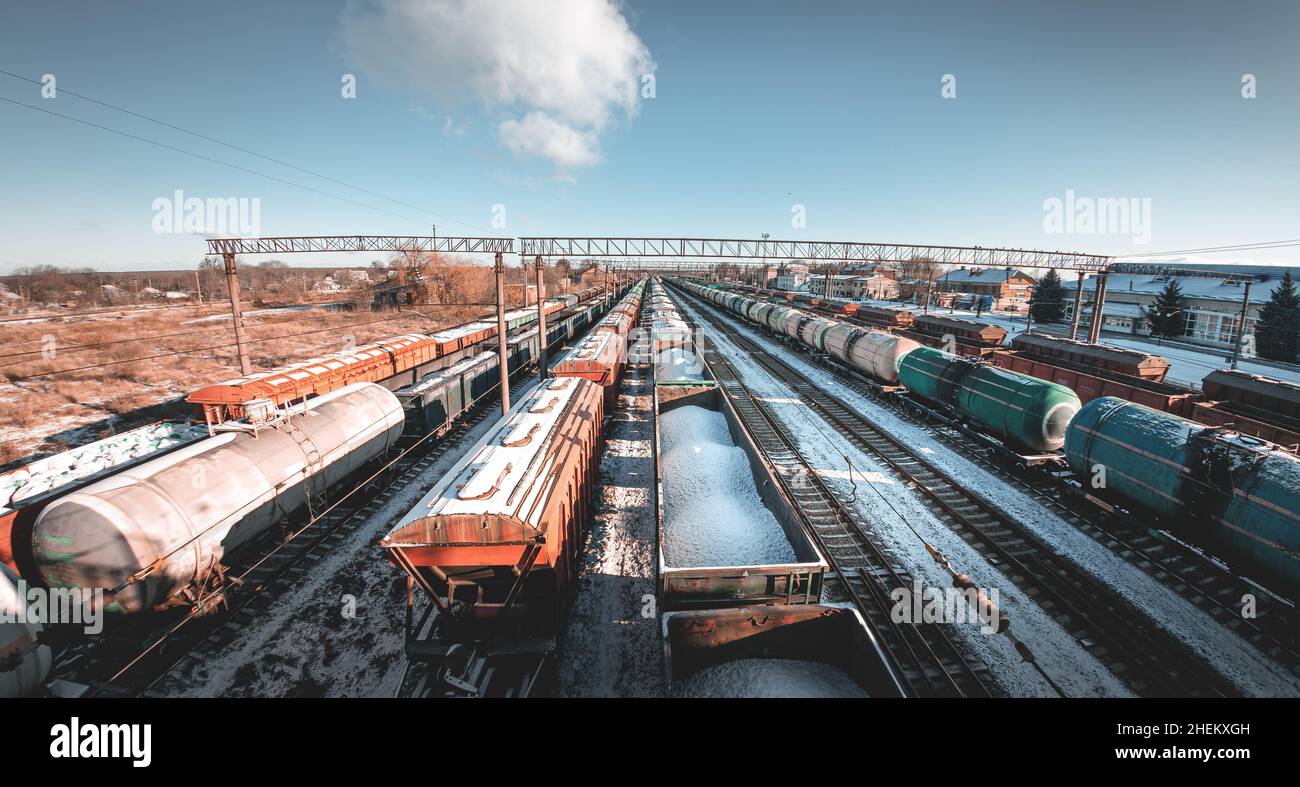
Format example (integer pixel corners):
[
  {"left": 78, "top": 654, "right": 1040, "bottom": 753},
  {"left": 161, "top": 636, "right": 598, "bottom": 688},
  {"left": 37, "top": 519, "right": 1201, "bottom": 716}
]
[
  {"left": 684, "top": 293, "right": 1300, "bottom": 697},
  {"left": 676, "top": 658, "right": 866, "bottom": 698},
  {"left": 164, "top": 396, "right": 514, "bottom": 698},
  {"left": 555, "top": 369, "right": 666, "bottom": 697},
  {"left": 659, "top": 404, "right": 796, "bottom": 567},
  {"left": 677, "top": 295, "right": 1130, "bottom": 698}
]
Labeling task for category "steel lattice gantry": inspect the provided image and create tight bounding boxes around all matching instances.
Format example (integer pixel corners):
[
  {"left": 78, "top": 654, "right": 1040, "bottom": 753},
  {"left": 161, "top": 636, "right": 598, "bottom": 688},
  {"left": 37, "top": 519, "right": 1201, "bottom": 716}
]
[
  {"left": 518, "top": 236, "right": 1112, "bottom": 272},
  {"left": 206, "top": 235, "right": 514, "bottom": 256}
]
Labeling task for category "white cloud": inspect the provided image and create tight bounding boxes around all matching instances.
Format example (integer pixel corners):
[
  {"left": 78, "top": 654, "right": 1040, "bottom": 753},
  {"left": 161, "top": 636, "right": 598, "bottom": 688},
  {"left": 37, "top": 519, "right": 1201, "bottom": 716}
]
[
  {"left": 341, "top": 0, "right": 655, "bottom": 170},
  {"left": 499, "top": 112, "right": 601, "bottom": 168}
]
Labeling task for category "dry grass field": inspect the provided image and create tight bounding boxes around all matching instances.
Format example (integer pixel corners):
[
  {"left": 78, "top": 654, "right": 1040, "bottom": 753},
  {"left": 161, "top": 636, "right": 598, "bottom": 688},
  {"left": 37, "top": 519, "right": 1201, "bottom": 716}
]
[{"left": 0, "top": 302, "right": 480, "bottom": 465}]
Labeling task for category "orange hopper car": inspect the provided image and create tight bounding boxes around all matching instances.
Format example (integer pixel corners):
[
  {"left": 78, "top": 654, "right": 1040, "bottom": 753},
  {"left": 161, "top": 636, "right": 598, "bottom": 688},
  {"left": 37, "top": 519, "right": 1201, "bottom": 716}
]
[
  {"left": 551, "top": 329, "right": 627, "bottom": 409},
  {"left": 381, "top": 376, "right": 605, "bottom": 638}
]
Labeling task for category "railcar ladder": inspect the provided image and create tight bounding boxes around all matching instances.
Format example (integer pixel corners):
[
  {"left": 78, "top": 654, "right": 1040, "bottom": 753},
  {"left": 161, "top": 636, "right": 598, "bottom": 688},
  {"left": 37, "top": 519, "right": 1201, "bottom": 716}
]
[{"left": 282, "top": 420, "right": 327, "bottom": 520}]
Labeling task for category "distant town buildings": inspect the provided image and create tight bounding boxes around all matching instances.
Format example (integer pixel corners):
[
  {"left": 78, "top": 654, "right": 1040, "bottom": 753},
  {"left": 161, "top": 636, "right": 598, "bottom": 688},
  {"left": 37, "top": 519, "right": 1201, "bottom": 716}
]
[
  {"left": 805, "top": 273, "right": 899, "bottom": 300},
  {"left": 1074, "top": 263, "right": 1300, "bottom": 349},
  {"left": 772, "top": 261, "right": 810, "bottom": 290},
  {"left": 936, "top": 267, "right": 1036, "bottom": 310}
]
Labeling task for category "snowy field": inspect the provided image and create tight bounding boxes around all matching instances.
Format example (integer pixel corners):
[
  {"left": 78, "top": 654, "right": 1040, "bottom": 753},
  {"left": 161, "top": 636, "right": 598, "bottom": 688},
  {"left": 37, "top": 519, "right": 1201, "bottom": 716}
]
[{"left": 678, "top": 293, "right": 1300, "bottom": 697}]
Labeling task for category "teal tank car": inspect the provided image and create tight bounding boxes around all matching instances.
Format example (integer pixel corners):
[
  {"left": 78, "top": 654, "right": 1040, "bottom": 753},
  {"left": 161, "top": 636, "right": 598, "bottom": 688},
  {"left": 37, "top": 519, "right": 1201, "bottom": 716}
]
[
  {"left": 1065, "top": 396, "right": 1300, "bottom": 587},
  {"left": 898, "top": 347, "right": 1080, "bottom": 453}
]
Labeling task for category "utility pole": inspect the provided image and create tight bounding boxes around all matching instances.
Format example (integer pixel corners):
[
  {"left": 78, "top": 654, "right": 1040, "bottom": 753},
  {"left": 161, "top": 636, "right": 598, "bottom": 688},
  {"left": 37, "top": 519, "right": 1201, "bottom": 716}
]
[
  {"left": 1230, "top": 278, "right": 1253, "bottom": 369},
  {"left": 922, "top": 271, "right": 935, "bottom": 315},
  {"left": 1087, "top": 270, "right": 1110, "bottom": 344},
  {"left": 535, "top": 256, "right": 549, "bottom": 380},
  {"left": 195, "top": 269, "right": 203, "bottom": 305},
  {"left": 223, "top": 252, "right": 252, "bottom": 376},
  {"left": 494, "top": 252, "right": 511, "bottom": 417},
  {"left": 1069, "top": 273, "right": 1085, "bottom": 341},
  {"left": 604, "top": 264, "right": 612, "bottom": 309}
]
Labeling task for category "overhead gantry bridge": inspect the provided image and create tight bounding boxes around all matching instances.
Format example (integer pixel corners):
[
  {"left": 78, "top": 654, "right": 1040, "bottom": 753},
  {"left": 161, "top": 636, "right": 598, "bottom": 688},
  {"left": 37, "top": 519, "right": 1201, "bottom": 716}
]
[{"left": 203, "top": 233, "right": 1123, "bottom": 377}]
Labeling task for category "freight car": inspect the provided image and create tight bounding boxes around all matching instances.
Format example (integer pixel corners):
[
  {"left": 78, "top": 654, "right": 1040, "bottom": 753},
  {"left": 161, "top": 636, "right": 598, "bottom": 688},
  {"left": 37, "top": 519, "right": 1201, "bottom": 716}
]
[
  {"left": 662, "top": 604, "right": 905, "bottom": 698},
  {"left": 1201, "top": 369, "right": 1300, "bottom": 430},
  {"left": 1, "top": 562, "right": 51, "bottom": 698},
  {"left": 32, "top": 383, "right": 404, "bottom": 615},
  {"left": 397, "top": 343, "right": 516, "bottom": 435},
  {"left": 902, "top": 314, "right": 1008, "bottom": 357},
  {"left": 898, "top": 347, "right": 1080, "bottom": 454},
  {"left": 1, "top": 421, "right": 209, "bottom": 575},
  {"left": 681, "top": 279, "right": 1079, "bottom": 456},
  {"left": 552, "top": 329, "right": 627, "bottom": 409},
  {"left": 396, "top": 285, "right": 638, "bottom": 435},
  {"left": 654, "top": 381, "right": 827, "bottom": 609},
  {"left": 382, "top": 375, "right": 604, "bottom": 652},
  {"left": 1065, "top": 397, "right": 1300, "bottom": 588},
  {"left": 1012, "top": 334, "right": 1170, "bottom": 381},
  {"left": 187, "top": 289, "right": 611, "bottom": 424},
  {"left": 847, "top": 303, "right": 915, "bottom": 329},
  {"left": 990, "top": 350, "right": 1197, "bottom": 413},
  {"left": 822, "top": 322, "right": 922, "bottom": 386},
  {"left": 684, "top": 281, "right": 916, "bottom": 388}
]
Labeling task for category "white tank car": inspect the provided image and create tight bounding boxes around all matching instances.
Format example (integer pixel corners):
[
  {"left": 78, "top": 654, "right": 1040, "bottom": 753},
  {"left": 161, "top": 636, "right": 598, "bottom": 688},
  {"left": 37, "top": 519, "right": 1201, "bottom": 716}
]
[
  {"left": 1, "top": 563, "right": 51, "bottom": 697},
  {"left": 822, "top": 324, "right": 922, "bottom": 385},
  {"left": 33, "top": 383, "right": 404, "bottom": 615}
]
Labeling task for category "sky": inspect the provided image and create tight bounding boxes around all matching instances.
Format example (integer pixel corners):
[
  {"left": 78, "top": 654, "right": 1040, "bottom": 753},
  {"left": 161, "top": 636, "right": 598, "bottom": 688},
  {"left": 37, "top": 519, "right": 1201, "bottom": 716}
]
[{"left": 0, "top": 0, "right": 1297, "bottom": 273}]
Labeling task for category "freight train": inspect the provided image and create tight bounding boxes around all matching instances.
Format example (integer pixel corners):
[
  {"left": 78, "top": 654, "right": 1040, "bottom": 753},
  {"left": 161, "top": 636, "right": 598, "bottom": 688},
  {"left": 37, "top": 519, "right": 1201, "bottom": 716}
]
[
  {"left": 382, "top": 375, "right": 606, "bottom": 696},
  {"left": 30, "top": 383, "right": 404, "bottom": 615},
  {"left": 396, "top": 284, "right": 636, "bottom": 434},
  {"left": 1, "top": 562, "right": 51, "bottom": 698},
  {"left": 379, "top": 284, "right": 645, "bottom": 696},
  {"left": 651, "top": 284, "right": 901, "bottom": 697},
  {"left": 186, "top": 287, "right": 610, "bottom": 424},
  {"left": 681, "top": 279, "right": 1079, "bottom": 453},
  {"left": 672, "top": 277, "right": 1300, "bottom": 589},
  {"left": 721, "top": 281, "right": 1300, "bottom": 447},
  {"left": 1066, "top": 397, "right": 1300, "bottom": 587}
]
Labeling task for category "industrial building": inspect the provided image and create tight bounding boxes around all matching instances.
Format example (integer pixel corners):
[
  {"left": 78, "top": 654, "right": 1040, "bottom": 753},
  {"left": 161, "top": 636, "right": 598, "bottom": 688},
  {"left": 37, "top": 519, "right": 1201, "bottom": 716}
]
[{"left": 1073, "top": 263, "right": 1300, "bottom": 349}]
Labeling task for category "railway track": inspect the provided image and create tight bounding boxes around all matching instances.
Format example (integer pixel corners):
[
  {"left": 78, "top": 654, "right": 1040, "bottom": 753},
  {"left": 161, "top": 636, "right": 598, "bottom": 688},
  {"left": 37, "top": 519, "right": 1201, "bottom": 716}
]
[
  {"left": 676, "top": 284, "right": 1249, "bottom": 697},
  {"left": 733, "top": 291, "right": 1298, "bottom": 651},
  {"left": 682, "top": 286, "right": 1300, "bottom": 683},
  {"left": 49, "top": 370, "right": 542, "bottom": 698},
  {"left": 681, "top": 317, "right": 995, "bottom": 697}
]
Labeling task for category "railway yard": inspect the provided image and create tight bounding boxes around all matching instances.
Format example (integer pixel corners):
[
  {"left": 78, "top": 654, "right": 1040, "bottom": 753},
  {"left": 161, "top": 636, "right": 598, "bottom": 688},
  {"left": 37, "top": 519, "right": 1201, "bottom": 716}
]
[{"left": 3, "top": 267, "right": 1299, "bottom": 700}]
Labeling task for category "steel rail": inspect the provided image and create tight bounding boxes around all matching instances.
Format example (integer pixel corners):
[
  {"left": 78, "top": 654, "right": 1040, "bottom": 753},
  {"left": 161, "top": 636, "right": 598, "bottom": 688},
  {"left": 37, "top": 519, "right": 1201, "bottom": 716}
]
[
  {"left": 676, "top": 282, "right": 1244, "bottom": 697},
  {"left": 674, "top": 302, "right": 994, "bottom": 697}
]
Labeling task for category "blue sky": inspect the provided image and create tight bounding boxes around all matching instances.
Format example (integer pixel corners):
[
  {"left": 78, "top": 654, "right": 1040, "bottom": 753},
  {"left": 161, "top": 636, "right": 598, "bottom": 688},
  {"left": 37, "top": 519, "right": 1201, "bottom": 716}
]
[{"left": 0, "top": 0, "right": 1297, "bottom": 272}]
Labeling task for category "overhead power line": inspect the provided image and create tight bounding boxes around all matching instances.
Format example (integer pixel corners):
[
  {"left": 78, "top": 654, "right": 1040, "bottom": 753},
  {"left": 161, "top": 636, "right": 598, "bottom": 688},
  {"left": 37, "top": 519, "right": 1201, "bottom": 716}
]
[
  {"left": 1119, "top": 239, "right": 1300, "bottom": 258},
  {"left": 0, "top": 69, "right": 486, "bottom": 233}
]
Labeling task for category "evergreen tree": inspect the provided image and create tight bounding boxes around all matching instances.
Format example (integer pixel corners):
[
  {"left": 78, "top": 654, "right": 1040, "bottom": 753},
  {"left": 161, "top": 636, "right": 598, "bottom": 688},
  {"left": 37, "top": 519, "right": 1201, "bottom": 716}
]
[
  {"left": 1144, "top": 278, "right": 1187, "bottom": 338},
  {"left": 1255, "top": 270, "right": 1300, "bottom": 362},
  {"left": 1028, "top": 269, "right": 1067, "bottom": 323}
]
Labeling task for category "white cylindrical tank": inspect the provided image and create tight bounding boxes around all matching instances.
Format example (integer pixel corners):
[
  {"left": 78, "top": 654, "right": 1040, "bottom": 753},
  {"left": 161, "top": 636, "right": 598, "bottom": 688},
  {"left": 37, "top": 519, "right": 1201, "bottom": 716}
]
[
  {"left": 849, "top": 332, "right": 922, "bottom": 384},
  {"left": 33, "top": 383, "right": 404, "bottom": 614},
  {"left": 1, "top": 563, "right": 51, "bottom": 698},
  {"left": 824, "top": 324, "right": 922, "bottom": 384},
  {"left": 783, "top": 309, "right": 810, "bottom": 340}
]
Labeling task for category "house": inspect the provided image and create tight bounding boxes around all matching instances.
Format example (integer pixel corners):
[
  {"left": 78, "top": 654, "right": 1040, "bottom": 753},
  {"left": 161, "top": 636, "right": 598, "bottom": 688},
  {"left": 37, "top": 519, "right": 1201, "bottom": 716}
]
[
  {"left": 1072, "top": 263, "right": 1300, "bottom": 349},
  {"left": 772, "top": 261, "right": 810, "bottom": 291},
  {"left": 936, "top": 267, "right": 1036, "bottom": 310},
  {"left": 806, "top": 273, "right": 900, "bottom": 300},
  {"left": 333, "top": 269, "right": 371, "bottom": 286}
]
